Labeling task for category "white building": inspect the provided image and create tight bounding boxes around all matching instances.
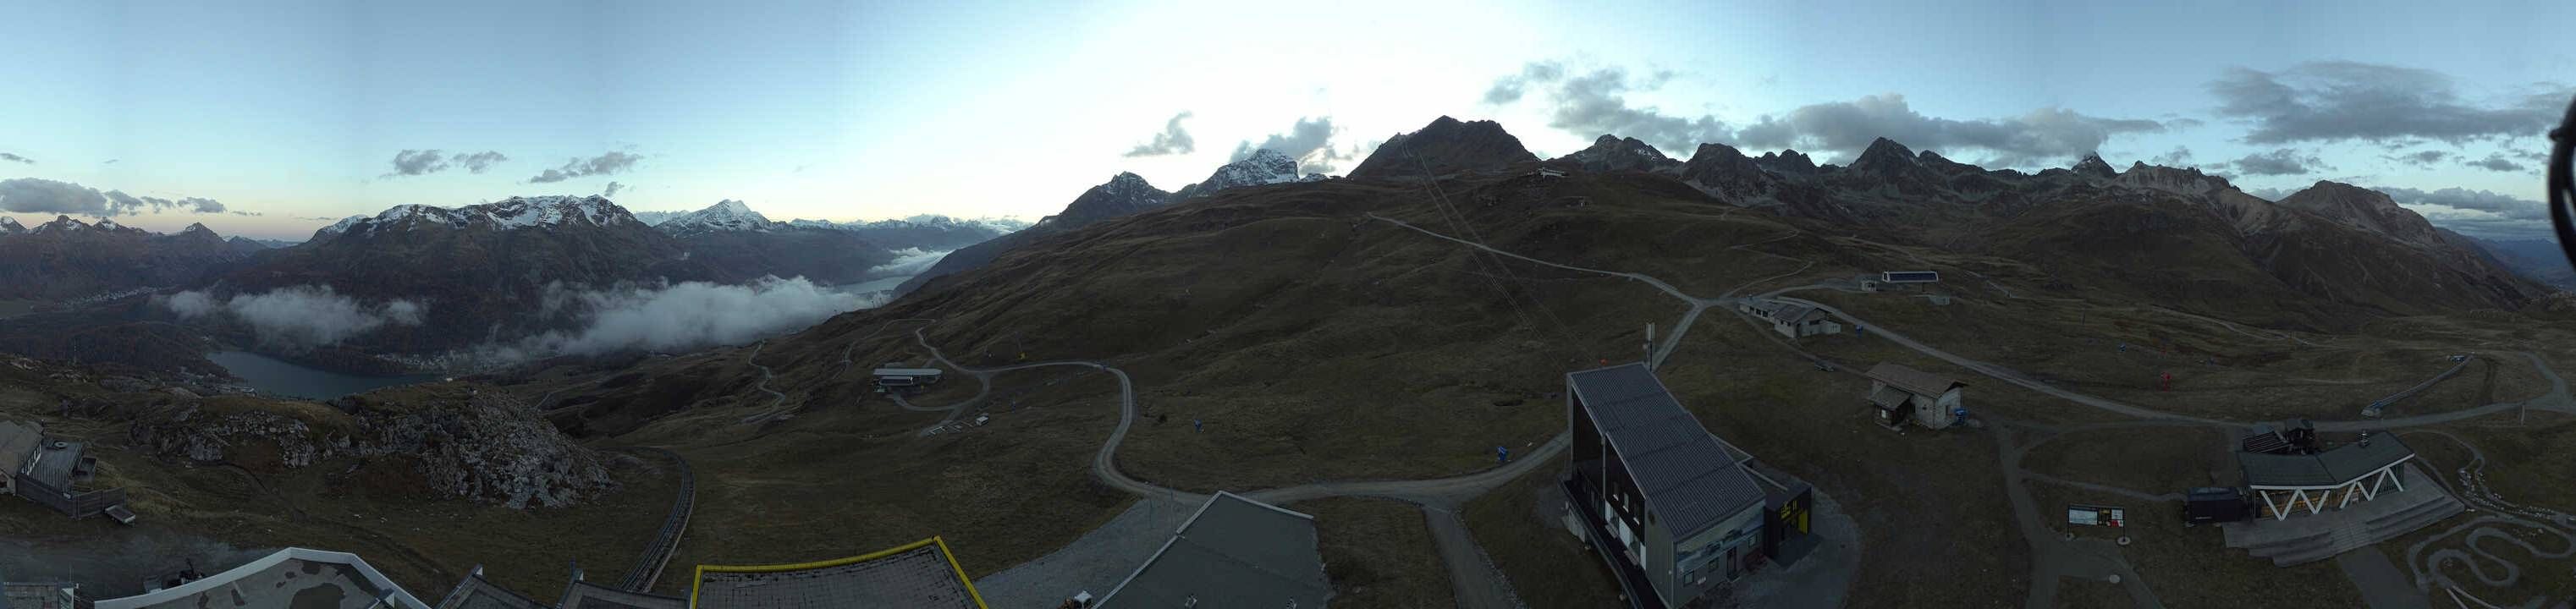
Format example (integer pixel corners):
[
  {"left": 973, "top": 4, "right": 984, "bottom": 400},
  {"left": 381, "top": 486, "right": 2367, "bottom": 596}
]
[{"left": 1738, "top": 299, "right": 1842, "bottom": 339}]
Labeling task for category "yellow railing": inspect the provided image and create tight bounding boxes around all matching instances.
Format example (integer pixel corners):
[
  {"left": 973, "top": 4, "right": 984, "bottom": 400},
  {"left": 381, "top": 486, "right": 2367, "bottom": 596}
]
[{"left": 688, "top": 536, "right": 988, "bottom": 608}]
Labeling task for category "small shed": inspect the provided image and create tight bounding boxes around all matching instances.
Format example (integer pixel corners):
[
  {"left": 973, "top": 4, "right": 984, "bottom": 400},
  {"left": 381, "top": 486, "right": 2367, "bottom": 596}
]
[{"left": 1863, "top": 363, "right": 1966, "bottom": 430}]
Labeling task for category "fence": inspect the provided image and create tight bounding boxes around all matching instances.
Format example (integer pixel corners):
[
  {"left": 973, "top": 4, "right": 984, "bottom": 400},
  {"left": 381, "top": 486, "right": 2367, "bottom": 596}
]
[{"left": 10, "top": 473, "right": 127, "bottom": 518}]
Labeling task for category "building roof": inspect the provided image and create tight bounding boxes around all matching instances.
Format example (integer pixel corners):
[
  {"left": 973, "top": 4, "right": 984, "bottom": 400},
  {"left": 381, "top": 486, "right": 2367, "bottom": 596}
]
[
  {"left": 435, "top": 570, "right": 548, "bottom": 609},
  {"left": 690, "top": 537, "right": 984, "bottom": 609},
  {"left": 871, "top": 368, "right": 943, "bottom": 376},
  {"left": 0, "top": 420, "right": 39, "bottom": 478},
  {"left": 95, "top": 548, "right": 432, "bottom": 609},
  {"left": 2240, "top": 434, "right": 2416, "bottom": 488},
  {"left": 559, "top": 580, "right": 685, "bottom": 609},
  {"left": 1866, "top": 362, "right": 1964, "bottom": 398},
  {"left": 1100, "top": 491, "right": 1330, "bottom": 608},
  {"left": 1566, "top": 363, "right": 1769, "bottom": 540},
  {"left": 1778, "top": 304, "right": 1831, "bottom": 324},
  {"left": 1744, "top": 299, "right": 1789, "bottom": 315},
  {"left": 19, "top": 439, "right": 83, "bottom": 489},
  {"left": 1867, "top": 385, "right": 1913, "bottom": 409}
]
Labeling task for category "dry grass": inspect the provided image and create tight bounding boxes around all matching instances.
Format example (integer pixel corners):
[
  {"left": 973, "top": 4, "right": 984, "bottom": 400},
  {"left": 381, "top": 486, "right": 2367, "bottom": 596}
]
[
  {"left": 1461, "top": 464, "right": 1625, "bottom": 608},
  {"left": 1297, "top": 497, "right": 1456, "bottom": 608}
]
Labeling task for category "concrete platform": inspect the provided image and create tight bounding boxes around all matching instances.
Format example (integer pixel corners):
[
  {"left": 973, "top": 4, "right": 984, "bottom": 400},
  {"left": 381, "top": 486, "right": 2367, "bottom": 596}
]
[{"left": 2222, "top": 464, "right": 2463, "bottom": 567}]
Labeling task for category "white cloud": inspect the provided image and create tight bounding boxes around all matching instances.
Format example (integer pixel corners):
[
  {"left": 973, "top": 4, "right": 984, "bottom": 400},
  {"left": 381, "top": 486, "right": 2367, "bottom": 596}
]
[{"left": 162, "top": 286, "right": 427, "bottom": 348}]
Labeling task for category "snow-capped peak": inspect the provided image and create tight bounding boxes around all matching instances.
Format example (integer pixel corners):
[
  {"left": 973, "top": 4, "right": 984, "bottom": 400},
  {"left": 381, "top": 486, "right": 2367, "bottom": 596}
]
[
  {"left": 324, "top": 195, "right": 638, "bottom": 238},
  {"left": 1182, "top": 150, "right": 1303, "bottom": 199},
  {"left": 658, "top": 199, "right": 776, "bottom": 234},
  {"left": 181, "top": 222, "right": 214, "bottom": 234},
  {"left": 1, "top": 217, "right": 24, "bottom": 233},
  {"left": 33, "top": 216, "right": 87, "bottom": 233},
  {"left": 94, "top": 217, "right": 122, "bottom": 229}
]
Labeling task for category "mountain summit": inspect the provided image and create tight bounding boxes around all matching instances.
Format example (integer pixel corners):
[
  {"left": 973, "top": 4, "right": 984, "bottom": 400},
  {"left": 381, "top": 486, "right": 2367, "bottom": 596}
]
[
  {"left": 900, "top": 172, "right": 1171, "bottom": 294},
  {"left": 658, "top": 199, "right": 775, "bottom": 236},
  {"left": 1347, "top": 116, "right": 1537, "bottom": 180},
  {"left": 1557, "top": 134, "right": 1680, "bottom": 173},
  {"left": 1174, "top": 150, "right": 1304, "bottom": 200}
]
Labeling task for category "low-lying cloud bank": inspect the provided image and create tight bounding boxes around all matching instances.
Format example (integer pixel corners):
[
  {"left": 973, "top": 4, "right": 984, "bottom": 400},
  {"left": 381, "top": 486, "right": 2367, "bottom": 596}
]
[
  {"left": 505, "top": 277, "right": 881, "bottom": 359},
  {"left": 867, "top": 248, "right": 952, "bottom": 277},
  {"left": 163, "top": 286, "right": 426, "bottom": 348}
]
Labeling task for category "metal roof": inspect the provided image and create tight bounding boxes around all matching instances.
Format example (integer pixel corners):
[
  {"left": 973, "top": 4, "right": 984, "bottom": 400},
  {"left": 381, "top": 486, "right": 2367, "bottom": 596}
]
[
  {"left": 1865, "top": 362, "right": 1963, "bottom": 398},
  {"left": 1567, "top": 363, "right": 1768, "bottom": 540},
  {"left": 2240, "top": 435, "right": 2415, "bottom": 488},
  {"left": 1100, "top": 491, "right": 1330, "bottom": 608},
  {"left": 0, "top": 420, "right": 39, "bottom": 478},
  {"left": 1867, "top": 386, "right": 1913, "bottom": 409},
  {"left": 871, "top": 368, "right": 943, "bottom": 376}
]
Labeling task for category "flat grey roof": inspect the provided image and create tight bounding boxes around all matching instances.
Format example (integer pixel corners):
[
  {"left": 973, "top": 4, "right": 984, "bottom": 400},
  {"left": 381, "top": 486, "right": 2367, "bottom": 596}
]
[
  {"left": 1568, "top": 363, "right": 1767, "bottom": 540},
  {"left": 96, "top": 548, "right": 432, "bottom": 609},
  {"left": 872, "top": 368, "right": 942, "bottom": 376},
  {"left": 0, "top": 420, "right": 39, "bottom": 478},
  {"left": 1101, "top": 491, "right": 1330, "bottom": 608},
  {"left": 2241, "top": 435, "right": 2415, "bottom": 488},
  {"left": 1866, "top": 362, "right": 1964, "bottom": 398}
]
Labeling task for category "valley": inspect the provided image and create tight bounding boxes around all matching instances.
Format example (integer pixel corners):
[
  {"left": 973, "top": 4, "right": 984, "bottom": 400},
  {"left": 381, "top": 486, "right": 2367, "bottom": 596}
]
[{"left": 4, "top": 118, "right": 2573, "bottom": 608}]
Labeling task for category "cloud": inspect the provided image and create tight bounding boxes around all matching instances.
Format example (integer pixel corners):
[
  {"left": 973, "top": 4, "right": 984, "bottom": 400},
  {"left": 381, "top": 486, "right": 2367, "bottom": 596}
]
[
  {"left": 2151, "top": 146, "right": 2193, "bottom": 166},
  {"left": 1123, "top": 112, "right": 1197, "bottom": 156},
  {"left": 0, "top": 152, "right": 30, "bottom": 164},
  {"left": 102, "top": 190, "right": 226, "bottom": 214},
  {"left": 604, "top": 181, "right": 627, "bottom": 198},
  {"left": 162, "top": 286, "right": 427, "bottom": 348},
  {"left": 528, "top": 151, "right": 643, "bottom": 183},
  {"left": 2379, "top": 186, "right": 2546, "bottom": 220},
  {"left": 451, "top": 151, "right": 508, "bottom": 173},
  {"left": 2209, "top": 62, "right": 2568, "bottom": 145},
  {"left": 1537, "top": 66, "right": 1731, "bottom": 156},
  {"left": 1233, "top": 117, "right": 1355, "bottom": 174},
  {"left": 383, "top": 149, "right": 509, "bottom": 178},
  {"left": 867, "top": 248, "right": 952, "bottom": 277},
  {"left": 0, "top": 178, "right": 111, "bottom": 215},
  {"left": 2246, "top": 186, "right": 2294, "bottom": 200},
  {"left": 1735, "top": 94, "right": 2166, "bottom": 167},
  {"left": 2462, "top": 152, "right": 2528, "bottom": 173},
  {"left": 231, "top": 211, "right": 263, "bottom": 217},
  {"left": 2385, "top": 150, "right": 2449, "bottom": 167},
  {"left": 2217, "top": 149, "right": 2331, "bottom": 176},
  {"left": 505, "top": 277, "right": 876, "bottom": 358},
  {"left": 1483, "top": 61, "right": 1565, "bottom": 105}
]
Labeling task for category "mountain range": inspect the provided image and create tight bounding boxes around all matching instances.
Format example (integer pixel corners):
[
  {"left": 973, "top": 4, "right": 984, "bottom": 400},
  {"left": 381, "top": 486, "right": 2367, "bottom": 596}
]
[{"left": 0, "top": 217, "right": 266, "bottom": 300}]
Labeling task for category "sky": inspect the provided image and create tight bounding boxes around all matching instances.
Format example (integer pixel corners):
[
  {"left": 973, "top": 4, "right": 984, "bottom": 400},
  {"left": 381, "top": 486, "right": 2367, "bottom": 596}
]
[{"left": 2, "top": 0, "right": 2570, "bottom": 240}]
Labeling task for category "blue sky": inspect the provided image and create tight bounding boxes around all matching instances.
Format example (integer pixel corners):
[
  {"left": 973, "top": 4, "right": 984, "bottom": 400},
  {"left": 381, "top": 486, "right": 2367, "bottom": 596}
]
[{"left": 2, "top": 0, "right": 2568, "bottom": 239}]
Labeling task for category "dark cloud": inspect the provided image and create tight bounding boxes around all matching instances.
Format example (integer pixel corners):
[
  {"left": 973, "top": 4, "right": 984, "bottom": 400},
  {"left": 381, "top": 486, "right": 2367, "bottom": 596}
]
[
  {"left": 101, "top": 190, "right": 226, "bottom": 214},
  {"left": 1735, "top": 94, "right": 2165, "bottom": 166},
  {"left": 2462, "top": 152, "right": 2528, "bottom": 173},
  {"left": 1483, "top": 61, "right": 1566, "bottom": 105},
  {"left": 2151, "top": 146, "right": 2193, "bottom": 166},
  {"left": 528, "top": 151, "right": 643, "bottom": 184},
  {"left": 1541, "top": 67, "right": 1731, "bottom": 156},
  {"left": 384, "top": 149, "right": 509, "bottom": 178},
  {"left": 1, "top": 178, "right": 111, "bottom": 215},
  {"left": 0, "top": 152, "right": 31, "bottom": 164},
  {"left": 1122, "top": 112, "right": 1197, "bottom": 157},
  {"left": 2217, "top": 149, "right": 2331, "bottom": 176},
  {"left": 603, "top": 181, "right": 627, "bottom": 198},
  {"left": 386, "top": 150, "right": 449, "bottom": 177},
  {"left": 1232, "top": 117, "right": 1343, "bottom": 173},
  {"left": 452, "top": 151, "right": 507, "bottom": 173},
  {"left": 2385, "top": 150, "right": 2449, "bottom": 167},
  {"left": 2208, "top": 62, "right": 2567, "bottom": 145}
]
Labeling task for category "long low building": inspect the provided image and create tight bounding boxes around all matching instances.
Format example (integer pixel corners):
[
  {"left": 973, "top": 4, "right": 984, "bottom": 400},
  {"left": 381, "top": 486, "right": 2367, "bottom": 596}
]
[
  {"left": 1098, "top": 491, "right": 1331, "bottom": 607},
  {"left": 96, "top": 548, "right": 432, "bottom": 609},
  {"left": 691, "top": 537, "right": 986, "bottom": 608}
]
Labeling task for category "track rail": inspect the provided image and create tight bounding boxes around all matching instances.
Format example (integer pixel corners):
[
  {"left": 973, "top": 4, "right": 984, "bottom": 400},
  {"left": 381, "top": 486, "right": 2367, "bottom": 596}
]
[{"left": 615, "top": 447, "right": 696, "bottom": 592}]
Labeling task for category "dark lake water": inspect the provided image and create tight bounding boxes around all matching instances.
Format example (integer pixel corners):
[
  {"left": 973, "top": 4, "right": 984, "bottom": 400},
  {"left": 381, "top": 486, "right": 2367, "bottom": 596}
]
[{"left": 206, "top": 350, "right": 439, "bottom": 400}]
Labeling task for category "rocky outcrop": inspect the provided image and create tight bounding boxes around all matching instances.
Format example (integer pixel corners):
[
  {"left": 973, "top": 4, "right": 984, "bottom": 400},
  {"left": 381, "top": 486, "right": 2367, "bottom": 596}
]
[{"left": 132, "top": 386, "right": 613, "bottom": 509}]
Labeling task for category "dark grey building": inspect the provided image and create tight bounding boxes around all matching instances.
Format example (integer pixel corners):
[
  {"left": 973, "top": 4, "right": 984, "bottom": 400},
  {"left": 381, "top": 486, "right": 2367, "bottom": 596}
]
[{"left": 1563, "top": 364, "right": 1783, "bottom": 608}]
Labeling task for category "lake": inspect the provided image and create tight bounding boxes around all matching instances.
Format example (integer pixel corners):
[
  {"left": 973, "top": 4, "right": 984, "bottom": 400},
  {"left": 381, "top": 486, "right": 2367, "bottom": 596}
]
[{"left": 206, "top": 350, "right": 440, "bottom": 400}]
